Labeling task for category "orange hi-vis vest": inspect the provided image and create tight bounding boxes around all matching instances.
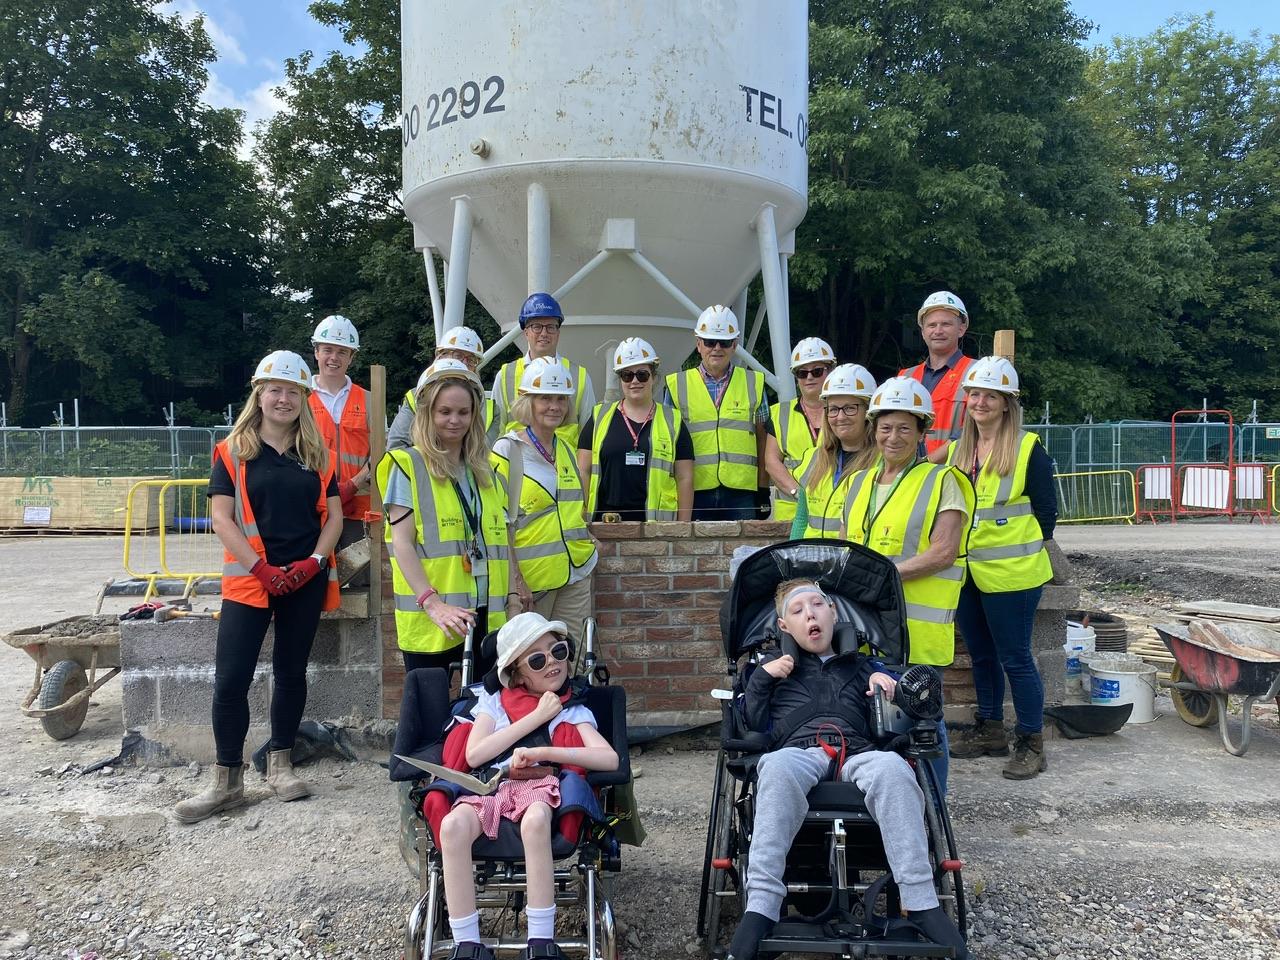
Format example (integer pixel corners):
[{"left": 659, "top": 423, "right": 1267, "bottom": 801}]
[
  {"left": 900, "top": 355, "right": 974, "bottom": 455},
  {"left": 213, "top": 440, "right": 340, "bottom": 610},
  {"left": 309, "top": 384, "right": 370, "bottom": 520}
]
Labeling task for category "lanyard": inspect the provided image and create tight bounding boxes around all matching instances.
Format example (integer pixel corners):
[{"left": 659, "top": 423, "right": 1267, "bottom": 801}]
[
  {"left": 617, "top": 402, "right": 654, "bottom": 450},
  {"left": 836, "top": 448, "right": 855, "bottom": 480},
  {"left": 798, "top": 401, "right": 821, "bottom": 443},
  {"left": 450, "top": 469, "right": 480, "bottom": 539},
  {"left": 525, "top": 427, "right": 556, "bottom": 465},
  {"left": 862, "top": 458, "right": 920, "bottom": 540}
]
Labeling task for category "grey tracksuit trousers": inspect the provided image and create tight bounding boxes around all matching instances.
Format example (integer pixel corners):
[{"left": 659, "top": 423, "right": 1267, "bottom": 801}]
[{"left": 745, "top": 746, "right": 938, "bottom": 920}]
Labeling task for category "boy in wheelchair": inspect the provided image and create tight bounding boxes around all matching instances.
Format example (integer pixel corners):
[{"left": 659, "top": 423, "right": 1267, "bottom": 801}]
[{"left": 727, "top": 579, "right": 969, "bottom": 960}]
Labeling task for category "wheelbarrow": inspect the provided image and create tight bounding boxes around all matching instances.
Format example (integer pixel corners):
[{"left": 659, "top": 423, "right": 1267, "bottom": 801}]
[
  {"left": 2, "top": 615, "right": 121, "bottom": 741},
  {"left": 1154, "top": 620, "right": 1280, "bottom": 757}
]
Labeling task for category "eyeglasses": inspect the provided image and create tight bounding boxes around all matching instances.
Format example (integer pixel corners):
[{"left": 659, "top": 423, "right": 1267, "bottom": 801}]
[
  {"left": 795, "top": 366, "right": 830, "bottom": 380},
  {"left": 699, "top": 338, "right": 735, "bottom": 350},
  {"left": 525, "top": 322, "right": 560, "bottom": 335},
  {"left": 827, "top": 404, "right": 866, "bottom": 419},
  {"left": 521, "top": 640, "right": 571, "bottom": 672},
  {"left": 619, "top": 369, "right": 651, "bottom": 383}
]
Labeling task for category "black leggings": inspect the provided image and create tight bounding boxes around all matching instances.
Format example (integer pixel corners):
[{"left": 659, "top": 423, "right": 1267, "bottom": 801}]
[
  {"left": 401, "top": 607, "right": 493, "bottom": 679},
  {"left": 212, "top": 574, "right": 327, "bottom": 766}
]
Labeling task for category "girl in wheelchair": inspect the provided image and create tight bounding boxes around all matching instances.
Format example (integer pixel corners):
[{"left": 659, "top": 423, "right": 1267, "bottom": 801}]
[
  {"left": 437, "top": 612, "right": 619, "bottom": 960},
  {"left": 727, "top": 579, "right": 969, "bottom": 960}
]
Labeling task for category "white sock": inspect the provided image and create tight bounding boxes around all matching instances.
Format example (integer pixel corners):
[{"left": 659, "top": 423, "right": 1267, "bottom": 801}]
[
  {"left": 526, "top": 904, "right": 557, "bottom": 942},
  {"left": 449, "top": 910, "right": 481, "bottom": 945}
]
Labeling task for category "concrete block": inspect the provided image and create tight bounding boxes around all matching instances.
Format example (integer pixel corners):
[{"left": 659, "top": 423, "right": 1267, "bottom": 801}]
[
  {"left": 339, "top": 617, "right": 380, "bottom": 666},
  {"left": 121, "top": 619, "right": 219, "bottom": 669},
  {"left": 158, "top": 667, "right": 271, "bottom": 726},
  {"left": 309, "top": 621, "right": 342, "bottom": 665},
  {"left": 304, "top": 666, "right": 381, "bottom": 721},
  {"left": 121, "top": 673, "right": 157, "bottom": 730}
]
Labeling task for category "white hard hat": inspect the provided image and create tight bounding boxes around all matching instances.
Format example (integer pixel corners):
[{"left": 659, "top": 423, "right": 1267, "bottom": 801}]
[
  {"left": 252, "top": 350, "right": 312, "bottom": 392},
  {"left": 917, "top": 291, "right": 968, "bottom": 324},
  {"left": 963, "top": 356, "right": 1020, "bottom": 396},
  {"left": 613, "top": 337, "right": 660, "bottom": 371},
  {"left": 869, "top": 376, "right": 935, "bottom": 425},
  {"left": 415, "top": 358, "right": 482, "bottom": 395},
  {"left": 790, "top": 337, "right": 836, "bottom": 370},
  {"left": 496, "top": 612, "right": 569, "bottom": 688},
  {"left": 694, "top": 305, "right": 740, "bottom": 340},
  {"left": 311, "top": 314, "right": 360, "bottom": 350},
  {"left": 437, "top": 325, "right": 484, "bottom": 360},
  {"left": 821, "top": 363, "right": 877, "bottom": 401},
  {"left": 519, "top": 357, "right": 576, "bottom": 396}
]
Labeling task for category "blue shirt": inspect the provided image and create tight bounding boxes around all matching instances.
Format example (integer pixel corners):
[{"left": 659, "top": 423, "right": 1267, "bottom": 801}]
[{"left": 920, "top": 349, "right": 967, "bottom": 392}]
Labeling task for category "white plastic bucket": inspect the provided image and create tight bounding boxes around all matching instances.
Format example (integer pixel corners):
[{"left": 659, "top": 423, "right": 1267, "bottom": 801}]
[
  {"left": 1089, "top": 660, "right": 1159, "bottom": 723},
  {"left": 1062, "top": 626, "right": 1096, "bottom": 698},
  {"left": 1080, "top": 651, "right": 1141, "bottom": 691}
]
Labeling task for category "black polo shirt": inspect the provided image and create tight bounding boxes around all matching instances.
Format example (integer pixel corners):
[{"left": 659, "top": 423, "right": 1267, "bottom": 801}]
[
  {"left": 578, "top": 412, "right": 693, "bottom": 520},
  {"left": 209, "top": 444, "right": 338, "bottom": 566}
]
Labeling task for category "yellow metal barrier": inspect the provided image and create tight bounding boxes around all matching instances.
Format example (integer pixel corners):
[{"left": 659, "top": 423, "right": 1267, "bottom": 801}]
[
  {"left": 121, "top": 479, "right": 221, "bottom": 602},
  {"left": 1053, "top": 469, "right": 1137, "bottom": 524}
]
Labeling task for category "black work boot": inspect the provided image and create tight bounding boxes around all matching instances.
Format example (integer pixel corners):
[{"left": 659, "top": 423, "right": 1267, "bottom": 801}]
[
  {"left": 1003, "top": 732, "right": 1047, "bottom": 780},
  {"left": 948, "top": 716, "right": 1009, "bottom": 759}
]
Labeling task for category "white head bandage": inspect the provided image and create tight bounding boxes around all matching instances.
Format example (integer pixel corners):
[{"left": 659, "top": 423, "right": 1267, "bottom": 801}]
[{"left": 780, "top": 585, "right": 832, "bottom": 614}]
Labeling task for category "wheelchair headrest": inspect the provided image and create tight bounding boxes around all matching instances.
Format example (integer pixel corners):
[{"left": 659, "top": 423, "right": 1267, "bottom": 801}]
[{"left": 777, "top": 622, "right": 862, "bottom": 660}]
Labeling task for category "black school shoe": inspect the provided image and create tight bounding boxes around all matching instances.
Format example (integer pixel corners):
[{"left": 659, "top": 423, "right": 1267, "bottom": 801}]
[
  {"left": 907, "top": 907, "right": 971, "bottom": 959},
  {"left": 726, "top": 910, "right": 776, "bottom": 960},
  {"left": 449, "top": 943, "right": 496, "bottom": 960}
]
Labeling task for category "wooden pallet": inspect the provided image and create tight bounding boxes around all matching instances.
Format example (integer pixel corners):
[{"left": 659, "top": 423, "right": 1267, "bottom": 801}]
[
  {"left": 1128, "top": 632, "right": 1176, "bottom": 680},
  {"left": 1174, "top": 601, "right": 1280, "bottom": 623}
]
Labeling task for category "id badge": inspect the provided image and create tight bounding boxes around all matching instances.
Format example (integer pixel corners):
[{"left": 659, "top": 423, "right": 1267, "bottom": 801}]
[{"left": 625, "top": 451, "right": 646, "bottom": 467}]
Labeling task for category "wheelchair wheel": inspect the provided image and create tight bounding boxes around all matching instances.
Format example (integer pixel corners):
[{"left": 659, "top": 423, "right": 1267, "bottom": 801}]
[
  {"left": 919, "top": 762, "right": 967, "bottom": 938},
  {"left": 699, "top": 752, "right": 736, "bottom": 953}
]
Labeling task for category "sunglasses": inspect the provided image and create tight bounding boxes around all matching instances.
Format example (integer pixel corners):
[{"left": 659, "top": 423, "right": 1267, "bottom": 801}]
[
  {"left": 699, "top": 337, "right": 735, "bottom": 350},
  {"left": 521, "top": 639, "right": 571, "bottom": 672},
  {"left": 795, "top": 366, "right": 830, "bottom": 380},
  {"left": 619, "top": 369, "right": 651, "bottom": 383}
]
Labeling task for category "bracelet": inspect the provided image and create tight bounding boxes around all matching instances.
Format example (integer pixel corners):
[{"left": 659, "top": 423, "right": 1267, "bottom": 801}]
[{"left": 416, "top": 588, "right": 438, "bottom": 608}]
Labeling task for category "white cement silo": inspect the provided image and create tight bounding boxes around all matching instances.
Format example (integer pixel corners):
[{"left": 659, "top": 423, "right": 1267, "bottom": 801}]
[{"left": 401, "top": 0, "right": 808, "bottom": 397}]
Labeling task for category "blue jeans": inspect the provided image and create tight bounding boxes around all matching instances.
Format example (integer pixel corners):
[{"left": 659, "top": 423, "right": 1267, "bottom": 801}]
[
  {"left": 955, "top": 581, "right": 1045, "bottom": 735},
  {"left": 692, "top": 486, "right": 756, "bottom": 521}
]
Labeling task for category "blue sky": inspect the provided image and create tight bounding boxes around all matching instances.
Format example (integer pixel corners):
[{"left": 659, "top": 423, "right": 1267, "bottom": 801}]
[{"left": 180, "top": 0, "right": 1280, "bottom": 146}]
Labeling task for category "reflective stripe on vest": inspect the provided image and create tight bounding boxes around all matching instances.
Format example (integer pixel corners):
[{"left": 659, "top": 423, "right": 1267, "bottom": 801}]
[
  {"left": 771, "top": 400, "right": 817, "bottom": 521},
  {"left": 667, "top": 367, "right": 762, "bottom": 492},
  {"left": 794, "top": 447, "right": 857, "bottom": 539},
  {"left": 585, "top": 402, "right": 681, "bottom": 521},
  {"left": 493, "top": 436, "right": 596, "bottom": 592},
  {"left": 947, "top": 432, "right": 1052, "bottom": 592},
  {"left": 374, "top": 447, "right": 510, "bottom": 653},
  {"left": 310, "top": 384, "right": 370, "bottom": 520},
  {"left": 214, "top": 441, "right": 340, "bottom": 611},
  {"left": 497, "top": 357, "right": 589, "bottom": 449},
  {"left": 842, "top": 460, "right": 975, "bottom": 666},
  {"left": 901, "top": 356, "right": 974, "bottom": 454}
]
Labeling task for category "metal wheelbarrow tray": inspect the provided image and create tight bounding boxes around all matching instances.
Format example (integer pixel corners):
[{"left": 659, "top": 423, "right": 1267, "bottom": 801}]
[
  {"left": 2, "top": 615, "right": 121, "bottom": 741},
  {"left": 1154, "top": 620, "right": 1280, "bottom": 757}
]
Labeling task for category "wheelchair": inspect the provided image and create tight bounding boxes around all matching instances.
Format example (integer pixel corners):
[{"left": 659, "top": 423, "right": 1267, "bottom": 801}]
[
  {"left": 391, "top": 618, "right": 632, "bottom": 960},
  {"left": 698, "top": 540, "right": 968, "bottom": 958}
]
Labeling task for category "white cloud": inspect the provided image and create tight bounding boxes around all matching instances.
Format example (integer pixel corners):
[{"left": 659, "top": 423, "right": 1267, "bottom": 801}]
[
  {"left": 203, "top": 70, "right": 288, "bottom": 157},
  {"left": 171, "top": 0, "right": 247, "bottom": 65}
]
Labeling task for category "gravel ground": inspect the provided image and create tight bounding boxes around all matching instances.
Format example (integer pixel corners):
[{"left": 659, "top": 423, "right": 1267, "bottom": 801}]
[{"left": 1, "top": 533, "right": 1278, "bottom": 959}]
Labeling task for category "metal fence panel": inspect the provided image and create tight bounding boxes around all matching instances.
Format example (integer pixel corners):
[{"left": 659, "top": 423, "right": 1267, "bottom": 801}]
[{"left": 0, "top": 426, "right": 229, "bottom": 478}]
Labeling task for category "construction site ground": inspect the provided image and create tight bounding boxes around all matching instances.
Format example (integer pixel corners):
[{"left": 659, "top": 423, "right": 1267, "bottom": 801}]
[{"left": 0, "top": 525, "right": 1277, "bottom": 960}]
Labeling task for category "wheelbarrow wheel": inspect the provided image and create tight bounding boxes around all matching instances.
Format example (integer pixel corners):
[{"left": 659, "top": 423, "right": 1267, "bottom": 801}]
[
  {"left": 37, "top": 660, "right": 90, "bottom": 740},
  {"left": 1169, "top": 664, "right": 1218, "bottom": 728}
]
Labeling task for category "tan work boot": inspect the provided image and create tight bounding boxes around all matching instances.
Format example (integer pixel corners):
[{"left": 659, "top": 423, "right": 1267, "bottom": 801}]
[
  {"left": 266, "top": 748, "right": 312, "bottom": 801},
  {"left": 174, "top": 763, "right": 244, "bottom": 823},
  {"left": 1002, "top": 732, "right": 1047, "bottom": 780},
  {"left": 948, "top": 716, "right": 1009, "bottom": 759}
]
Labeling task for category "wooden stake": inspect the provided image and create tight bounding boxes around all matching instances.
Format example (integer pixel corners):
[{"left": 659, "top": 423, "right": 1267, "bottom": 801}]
[
  {"left": 993, "top": 329, "right": 1016, "bottom": 360},
  {"left": 367, "top": 364, "right": 387, "bottom": 623}
]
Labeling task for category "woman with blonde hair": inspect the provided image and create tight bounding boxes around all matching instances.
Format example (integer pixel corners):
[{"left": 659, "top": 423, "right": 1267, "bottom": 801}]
[
  {"left": 942, "top": 357, "right": 1056, "bottom": 781},
  {"left": 787, "top": 364, "right": 877, "bottom": 539},
  {"left": 175, "top": 350, "right": 343, "bottom": 824},
  {"left": 377, "top": 359, "right": 513, "bottom": 678},
  {"left": 492, "top": 358, "right": 597, "bottom": 649}
]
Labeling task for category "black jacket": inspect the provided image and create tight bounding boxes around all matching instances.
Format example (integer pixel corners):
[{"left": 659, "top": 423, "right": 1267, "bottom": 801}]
[{"left": 743, "top": 646, "right": 883, "bottom": 755}]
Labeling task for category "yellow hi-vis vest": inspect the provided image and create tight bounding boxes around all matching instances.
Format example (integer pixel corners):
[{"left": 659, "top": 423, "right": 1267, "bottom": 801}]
[
  {"left": 492, "top": 435, "right": 596, "bottom": 592},
  {"left": 584, "top": 402, "right": 682, "bottom": 521},
  {"left": 770, "top": 400, "right": 819, "bottom": 522},
  {"left": 946, "top": 431, "right": 1053, "bottom": 593},
  {"left": 494, "top": 356, "right": 590, "bottom": 449},
  {"left": 405, "top": 388, "right": 497, "bottom": 447},
  {"left": 792, "top": 447, "right": 860, "bottom": 539},
  {"left": 842, "top": 460, "right": 975, "bottom": 666},
  {"left": 666, "top": 366, "right": 763, "bottom": 492},
  {"left": 375, "top": 447, "right": 510, "bottom": 653}
]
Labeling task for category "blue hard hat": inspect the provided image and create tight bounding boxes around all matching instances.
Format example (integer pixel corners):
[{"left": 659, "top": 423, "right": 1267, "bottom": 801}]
[{"left": 518, "top": 292, "right": 563, "bottom": 328}]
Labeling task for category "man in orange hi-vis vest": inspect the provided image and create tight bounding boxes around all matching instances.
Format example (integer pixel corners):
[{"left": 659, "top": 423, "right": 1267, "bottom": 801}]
[
  {"left": 308, "top": 314, "right": 371, "bottom": 552},
  {"left": 899, "top": 291, "right": 974, "bottom": 455}
]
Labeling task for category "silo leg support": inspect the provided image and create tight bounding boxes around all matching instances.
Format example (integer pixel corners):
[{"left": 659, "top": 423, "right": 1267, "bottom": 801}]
[
  {"left": 528, "top": 183, "right": 551, "bottom": 294},
  {"left": 754, "top": 204, "right": 795, "bottom": 401},
  {"left": 443, "top": 196, "right": 473, "bottom": 332}
]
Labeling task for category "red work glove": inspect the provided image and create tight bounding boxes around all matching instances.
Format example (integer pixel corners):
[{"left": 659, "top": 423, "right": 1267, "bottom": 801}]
[
  {"left": 282, "top": 556, "right": 322, "bottom": 589},
  {"left": 250, "top": 559, "right": 293, "bottom": 597},
  {"left": 338, "top": 479, "right": 357, "bottom": 510}
]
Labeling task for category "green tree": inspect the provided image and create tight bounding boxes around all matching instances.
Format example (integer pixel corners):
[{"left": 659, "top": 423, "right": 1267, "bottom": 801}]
[
  {"left": 0, "top": 0, "right": 272, "bottom": 424},
  {"left": 793, "top": 0, "right": 1210, "bottom": 419},
  {"left": 1087, "top": 15, "right": 1280, "bottom": 418}
]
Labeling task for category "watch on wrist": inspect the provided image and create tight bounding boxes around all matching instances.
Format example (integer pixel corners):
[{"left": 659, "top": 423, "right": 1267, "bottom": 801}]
[{"left": 310, "top": 553, "right": 328, "bottom": 570}]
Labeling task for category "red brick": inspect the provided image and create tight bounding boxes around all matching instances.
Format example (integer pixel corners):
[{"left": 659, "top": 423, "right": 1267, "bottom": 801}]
[
  {"left": 612, "top": 608, "right": 670, "bottom": 625},
  {"left": 670, "top": 608, "right": 720, "bottom": 625},
  {"left": 670, "top": 674, "right": 720, "bottom": 693},
  {"left": 598, "top": 556, "right": 646, "bottom": 574},
  {"left": 679, "top": 640, "right": 724, "bottom": 659},
  {"left": 696, "top": 556, "right": 731, "bottom": 572},
  {"left": 592, "top": 611, "right": 621, "bottom": 627},
  {"left": 645, "top": 591, "right": 692, "bottom": 609},
  {"left": 599, "top": 627, "right": 646, "bottom": 645},
  {"left": 650, "top": 556, "right": 696, "bottom": 574},
  {"left": 642, "top": 693, "right": 700, "bottom": 711},
  {"left": 695, "top": 589, "right": 725, "bottom": 608},
  {"left": 605, "top": 660, "right": 645, "bottom": 678},
  {"left": 606, "top": 641, "right": 670, "bottom": 660},
  {"left": 621, "top": 676, "right": 674, "bottom": 694},
  {"left": 619, "top": 575, "right": 670, "bottom": 592},
  {"left": 645, "top": 658, "right": 698, "bottom": 676},
  {"left": 672, "top": 539, "right": 722, "bottom": 556},
  {"left": 591, "top": 575, "right": 618, "bottom": 593},
  {"left": 693, "top": 520, "right": 742, "bottom": 537},
  {"left": 589, "top": 522, "right": 644, "bottom": 539},
  {"left": 594, "top": 540, "right": 617, "bottom": 557},
  {"left": 643, "top": 627, "right": 693, "bottom": 643},
  {"left": 619, "top": 539, "right": 671, "bottom": 557},
  {"left": 741, "top": 520, "right": 789, "bottom": 537},
  {"left": 644, "top": 521, "right": 692, "bottom": 538},
  {"left": 697, "top": 657, "right": 731, "bottom": 674}
]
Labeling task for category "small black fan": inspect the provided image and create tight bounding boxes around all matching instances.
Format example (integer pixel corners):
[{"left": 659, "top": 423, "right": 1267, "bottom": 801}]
[{"left": 894, "top": 665, "right": 944, "bottom": 722}]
